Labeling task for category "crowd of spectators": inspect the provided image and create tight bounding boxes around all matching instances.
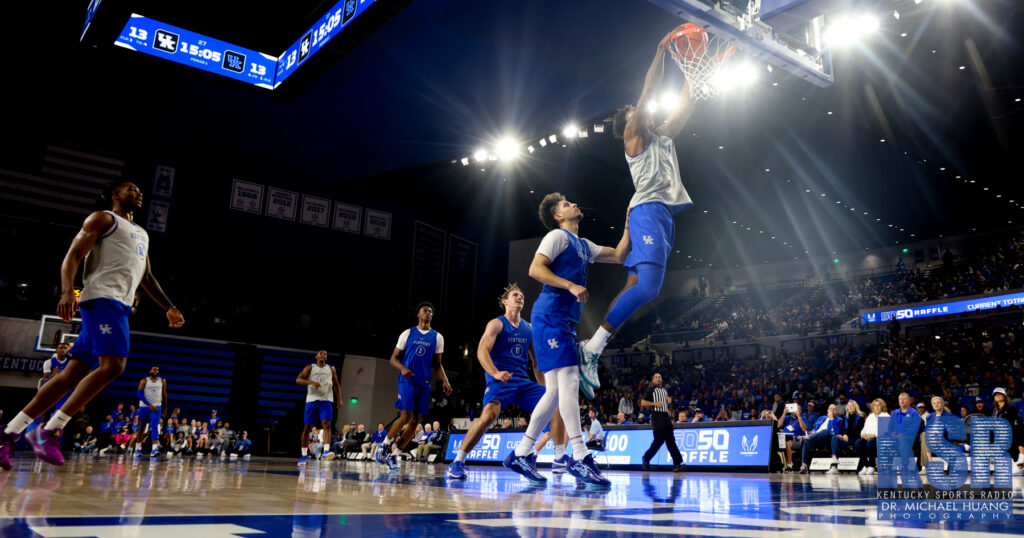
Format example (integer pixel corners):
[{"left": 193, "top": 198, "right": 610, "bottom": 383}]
[{"left": 60, "top": 405, "right": 253, "bottom": 460}]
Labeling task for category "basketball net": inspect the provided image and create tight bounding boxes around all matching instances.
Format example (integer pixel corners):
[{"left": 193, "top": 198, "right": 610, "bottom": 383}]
[{"left": 668, "top": 25, "right": 737, "bottom": 101}]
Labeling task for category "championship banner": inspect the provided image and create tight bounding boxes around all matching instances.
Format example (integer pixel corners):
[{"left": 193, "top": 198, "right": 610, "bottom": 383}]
[
  {"left": 146, "top": 199, "right": 170, "bottom": 233},
  {"left": 265, "top": 187, "right": 298, "bottom": 221},
  {"left": 333, "top": 202, "right": 361, "bottom": 233},
  {"left": 300, "top": 195, "right": 330, "bottom": 228},
  {"left": 230, "top": 179, "right": 264, "bottom": 214},
  {"left": 445, "top": 422, "right": 773, "bottom": 469},
  {"left": 151, "top": 165, "right": 175, "bottom": 198},
  {"left": 364, "top": 209, "right": 391, "bottom": 240}
]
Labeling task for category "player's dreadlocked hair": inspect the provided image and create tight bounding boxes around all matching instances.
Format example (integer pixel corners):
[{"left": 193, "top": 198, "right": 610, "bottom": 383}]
[
  {"left": 497, "top": 283, "right": 523, "bottom": 310},
  {"left": 538, "top": 192, "right": 565, "bottom": 231},
  {"left": 95, "top": 181, "right": 129, "bottom": 210}
]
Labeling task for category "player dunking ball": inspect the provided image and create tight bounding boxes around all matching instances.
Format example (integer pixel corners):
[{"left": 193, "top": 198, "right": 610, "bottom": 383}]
[
  {"left": 578, "top": 26, "right": 697, "bottom": 392},
  {"left": 296, "top": 350, "right": 341, "bottom": 465},
  {"left": 504, "top": 194, "right": 629, "bottom": 486},
  {"left": 375, "top": 302, "right": 452, "bottom": 472},
  {"left": 0, "top": 181, "right": 184, "bottom": 470},
  {"left": 446, "top": 284, "right": 567, "bottom": 480},
  {"left": 134, "top": 365, "right": 167, "bottom": 457}
]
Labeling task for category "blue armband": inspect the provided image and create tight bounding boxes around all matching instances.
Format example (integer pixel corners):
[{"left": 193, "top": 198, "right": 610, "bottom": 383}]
[{"left": 137, "top": 389, "right": 150, "bottom": 405}]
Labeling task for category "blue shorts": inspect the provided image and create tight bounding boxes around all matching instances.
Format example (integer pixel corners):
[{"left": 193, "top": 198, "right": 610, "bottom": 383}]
[
  {"left": 304, "top": 400, "right": 334, "bottom": 426},
  {"left": 530, "top": 313, "right": 577, "bottom": 373},
  {"left": 138, "top": 406, "right": 162, "bottom": 440},
  {"left": 624, "top": 202, "right": 675, "bottom": 269},
  {"left": 482, "top": 377, "right": 546, "bottom": 414},
  {"left": 66, "top": 298, "right": 131, "bottom": 369},
  {"left": 395, "top": 380, "right": 430, "bottom": 415}
]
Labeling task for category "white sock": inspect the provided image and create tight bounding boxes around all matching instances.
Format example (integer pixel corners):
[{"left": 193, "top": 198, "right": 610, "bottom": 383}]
[
  {"left": 301, "top": 447, "right": 308, "bottom": 456},
  {"left": 554, "top": 443, "right": 566, "bottom": 460},
  {"left": 4, "top": 412, "right": 34, "bottom": 435},
  {"left": 392, "top": 442, "right": 402, "bottom": 454},
  {"left": 515, "top": 435, "right": 537, "bottom": 457},
  {"left": 570, "top": 435, "right": 588, "bottom": 460},
  {"left": 455, "top": 451, "right": 468, "bottom": 463},
  {"left": 383, "top": 437, "right": 393, "bottom": 445},
  {"left": 584, "top": 327, "right": 612, "bottom": 355},
  {"left": 44, "top": 410, "right": 72, "bottom": 431}
]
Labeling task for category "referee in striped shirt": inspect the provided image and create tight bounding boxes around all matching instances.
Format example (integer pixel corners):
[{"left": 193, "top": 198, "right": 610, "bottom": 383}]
[{"left": 640, "top": 373, "right": 684, "bottom": 472}]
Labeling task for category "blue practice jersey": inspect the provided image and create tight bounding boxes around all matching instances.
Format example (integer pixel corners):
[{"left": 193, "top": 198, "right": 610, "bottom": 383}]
[
  {"left": 487, "top": 316, "right": 531, "bottom": 382},
  {"left": 532, "top": 229, "right": 595, "bottom": 323},
  {"left": 401, "top": 327, "right": 438, "bottom": 386}
]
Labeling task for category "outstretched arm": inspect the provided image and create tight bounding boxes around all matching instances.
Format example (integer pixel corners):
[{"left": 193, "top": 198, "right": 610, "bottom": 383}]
[
  {"left": 654, "top": 78, "right": 694, "bottom": 139},
  {"left": 139, "top": 255, "right": 184, "bottom": 328},
  {"left": 625, "top": 26, "right": 686, "bottom": 154},
  {"left": 594, "top": 209, "right": 632, "bottom": 264}
]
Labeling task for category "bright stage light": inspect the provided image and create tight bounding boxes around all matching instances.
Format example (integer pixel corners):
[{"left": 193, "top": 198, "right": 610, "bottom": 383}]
[
  {"left": 527, "top": 145, "right": 535, "bottom": 154},
  {"left": 646, "top": 100, "right": 659, "bottom": 114},
  {"left": 562, "top": 125, "right": 578, "bottom": 138},
  {"left": 495, "top": 138, "right": 519, "bottom": 161},
  {"left": 548, "top": 134, "right": 557, "bottom": 143},
  {"left": 825, "top": 14, "right": 880, "bottom": 47},
  {"left": 473, "top": 149, "right": 487, "bottom": 162},
  {"left": 659, "top": 91, "right": 677, "bottom": 112},
  {"left": 713, "top": 63, "right": 758, "bottom": 92},
  {"left": 539, "top": 138, "right": 547, "bottom": 147},
  {"left": 460, "top": 157, "right": 469, "bottom": 166}
]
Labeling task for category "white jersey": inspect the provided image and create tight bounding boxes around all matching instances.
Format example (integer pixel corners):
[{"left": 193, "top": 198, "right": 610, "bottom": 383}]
[
  {"left": 79, "top": 210, "right": 149, "bottom": 307},
  {"left": 626, "top": 134, "right": 693, "bottom": 212},
  {"left": 306, "top": 363, "right": 334, "bottom": 403},
  {"left": 140, "top": 377, "right": 163, "bottom": 408}
]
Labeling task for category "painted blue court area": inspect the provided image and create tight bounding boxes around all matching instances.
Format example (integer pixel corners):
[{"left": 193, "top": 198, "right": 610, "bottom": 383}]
[{"left": 1, "top": 455, "right": 1024, "bottom": 536}]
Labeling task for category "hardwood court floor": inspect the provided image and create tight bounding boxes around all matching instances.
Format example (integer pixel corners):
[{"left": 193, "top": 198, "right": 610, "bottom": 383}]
[{"left": 1, "top": 453, "right": 1023, "bottom": 536}]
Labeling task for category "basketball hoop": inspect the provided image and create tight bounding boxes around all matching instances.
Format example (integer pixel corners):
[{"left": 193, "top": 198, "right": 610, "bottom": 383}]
[{"left": 668, "top": 23, "right": 737, "bottom": 101}]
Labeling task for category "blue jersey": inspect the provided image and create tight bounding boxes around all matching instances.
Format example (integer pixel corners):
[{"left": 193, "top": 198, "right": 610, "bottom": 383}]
[
  {"left": 532, "top": 230, "right": 594, "bottom": 323},
  {"left": 488, "top": 316, "right": 531, "bottom": 382},
  {"left": 401, "top": 327, "right": 438, "bottom": 386}
]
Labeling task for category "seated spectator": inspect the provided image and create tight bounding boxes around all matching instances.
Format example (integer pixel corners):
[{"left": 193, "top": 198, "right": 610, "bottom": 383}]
[
  {"left": 828, "top": 401, "right": 864, "bottom": 473},
  {"left": 922, "top": 395, "right": 952, "bottom": 468},
  {"left": 310, "top": 427, "right": 325, "bottom": 459},
  {"left": 114, "top": 426, "right": 131, "bottom": 453},
  {"left": 171, "top": 432, "right": 190, "bottom": 455},
  {"left": 341, "top": 424, "right": 368, "bottom": 456},
  {"left": 635, "top": 413, "right": 648, "bottom": 425},
  {"left": 415, "top": 422, "right": 443, "bottom": 462},
  {"left": 857, "top": 398, "right": 890, "bottom": 475},
  {"left": 73, "top": 426, "right": 98, "bottom": 454},
  {"left": 675, "top": 410, "right": 690, "bottom": 424},
  {"left": 691, "top": 410, "right": 709, "bottom": 423},
  {"left": 715, "top": 406, "right": 731, "bottom": 421},
  {"left": 585, "top": 409, "right": 605, "bottom": 449},
  {"left": 362, "top": 424, "right": 387, "bottom": 459},
  {"left": 517, "top": 417, "right": 528, "bottom": 428},
  {"left": 777, "top": 402, "right": 808, "bottom": 472},
  {"left": 413, "top": 424, "right": 432, "bottom": 460},
  {"left": 230, "top": 431, "right": 252, "bottom": 460},
  {"left": 800, "top": 404, "right": 841, "bottom": 474},
  {"left": 99, "top": 415, "right": 116, "bottom": 448},
  {"left": 992, "top": 388, "right": 1024, "bottom": 475},
  {"left": 618, "top": 412, "right": 632, "bottom": 425}
]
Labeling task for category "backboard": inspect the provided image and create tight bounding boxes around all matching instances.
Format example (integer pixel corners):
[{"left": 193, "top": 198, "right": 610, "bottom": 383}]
[
  {"left": 648, "top": 0, "right": 835, "bottom": 87},
  {"left": 36, "top": 315, "right": 81, "bottom": 353}
]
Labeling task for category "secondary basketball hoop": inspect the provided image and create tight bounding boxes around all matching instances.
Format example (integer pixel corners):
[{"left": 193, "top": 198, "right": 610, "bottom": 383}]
[{"left": 668, "top": 23, "right": 737, "bottom": 100}]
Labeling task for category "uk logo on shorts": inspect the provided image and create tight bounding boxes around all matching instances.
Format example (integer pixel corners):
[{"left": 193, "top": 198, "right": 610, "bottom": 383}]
[
  {"left": 99, "top": 324, "right": 113, "bottom": 335},
  {"left": 643, "top": 235, "right": 654, "bottom": 245},
  {"left": 547, "top": 339, "right": 558, "bottom": 349}
]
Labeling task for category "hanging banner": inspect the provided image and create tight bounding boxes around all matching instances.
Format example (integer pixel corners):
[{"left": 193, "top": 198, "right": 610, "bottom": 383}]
[
  {"left": 333, "top": 202, "right": 361, "bottom": 234},
  {"left": 364, "top": 209, "right": 391, "bottom": 240},
  {"left": 300, "top": 195, "right": 330, "bottom": 228},
  {"left": 151, "top": 165, "right": 175, "bottom": 197},
  {"left": 230, "top": 179, "right": 264, "bottom": 214},
  {"left": 265, "top": 187, "right": 298, "bottom": 221},
  {"left": 146, "top": 199, "right": 170, "bottom": 233}
]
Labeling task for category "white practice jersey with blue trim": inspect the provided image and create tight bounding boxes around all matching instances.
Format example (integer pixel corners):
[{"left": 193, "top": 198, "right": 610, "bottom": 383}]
[
  {"left": 79, "top": 210, "right": 149, "bottom": 306},
  {"left": 626, "top": 134, "right": 693, "bottom": 213},
  {"left": 306, "top": 363, "right": 334, "bottom": 403}
]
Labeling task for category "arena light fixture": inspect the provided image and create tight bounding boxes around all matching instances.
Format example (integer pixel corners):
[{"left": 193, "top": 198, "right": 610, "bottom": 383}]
[
  {"left": 659, "top": 91, "right": 677, "bottom": 112},
  {"left": 473, "top": 149, "right": 487, "bottom": 162},
  {"left": 646, "top": 100, "right": 660, "bottom": 114},
  {"left": 548, "top": 134, "right": 557, "bottom": 143},
  {"left": 824, "top": 14, "right": 880, "bottom": 47},
  {"left": 713, "top": 63, "right": 758, "bottom": 92},
  {"left": 562, "top": 125, "right": 579, "bottom": 138},
  {"left": 539, "top": 138, "right": 547, "bottom": 147},
  {"left": 527, "top": 145, "right": 535, "bottom": 154},
  {"left": 593, "top": 124, "right": 605, "bottom": 133},
  {"left": 495, "top": 138, "right": 519, "bottom": 161},
  {"left": 460, "top": 157, "right": 469, "bottom": 166}
]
